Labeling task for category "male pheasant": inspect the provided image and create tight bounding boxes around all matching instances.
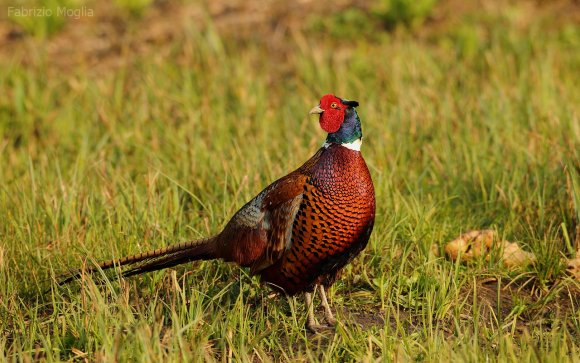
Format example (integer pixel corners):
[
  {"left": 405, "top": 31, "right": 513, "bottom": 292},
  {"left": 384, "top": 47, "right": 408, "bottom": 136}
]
[{"left": 62, "top": 94, "right": 376, "bottom": 332}]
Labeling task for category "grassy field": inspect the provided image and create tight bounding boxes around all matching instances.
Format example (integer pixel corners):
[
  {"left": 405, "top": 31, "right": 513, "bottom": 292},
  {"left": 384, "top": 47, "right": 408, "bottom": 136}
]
[{"left": 1, "top": 0, "right": 580, "bottom": 361}]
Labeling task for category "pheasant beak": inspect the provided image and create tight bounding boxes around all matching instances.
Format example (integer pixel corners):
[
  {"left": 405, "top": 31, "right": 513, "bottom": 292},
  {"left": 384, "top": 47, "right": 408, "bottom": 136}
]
[{"left": 309, "top": 105, "right": 324, "bottom": 115}]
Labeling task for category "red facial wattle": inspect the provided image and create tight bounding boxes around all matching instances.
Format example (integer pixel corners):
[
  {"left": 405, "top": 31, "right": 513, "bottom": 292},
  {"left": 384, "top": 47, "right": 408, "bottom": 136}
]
[
  {"left": 319, "top": 110, "right": 344, "bottom": 133},
  {"left": 318, "top": 94, "right": 346, "bottom": 133}
]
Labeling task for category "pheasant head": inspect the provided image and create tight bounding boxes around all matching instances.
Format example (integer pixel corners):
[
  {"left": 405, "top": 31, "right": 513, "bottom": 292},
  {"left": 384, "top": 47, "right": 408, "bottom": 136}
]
[{"left": 310, "top": 94, "right": 362, "bottom": 148}]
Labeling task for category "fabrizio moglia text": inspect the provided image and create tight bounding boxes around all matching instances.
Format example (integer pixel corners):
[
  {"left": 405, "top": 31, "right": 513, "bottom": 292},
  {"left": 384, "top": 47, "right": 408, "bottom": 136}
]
[{"left": 8, "top": 6, "right": 94, "bottom": 19}]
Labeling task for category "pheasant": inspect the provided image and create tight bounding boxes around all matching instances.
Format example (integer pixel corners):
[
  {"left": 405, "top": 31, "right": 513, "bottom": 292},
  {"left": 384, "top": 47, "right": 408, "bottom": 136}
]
[{"left": 61, "top": 94, "right": 376, "bottom": 332}]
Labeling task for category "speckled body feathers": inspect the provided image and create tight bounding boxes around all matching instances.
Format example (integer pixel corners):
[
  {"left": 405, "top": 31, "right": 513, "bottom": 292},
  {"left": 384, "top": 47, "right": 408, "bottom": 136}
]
[{"left": 259, "top": 144, "right": 375, "bottom": 294}]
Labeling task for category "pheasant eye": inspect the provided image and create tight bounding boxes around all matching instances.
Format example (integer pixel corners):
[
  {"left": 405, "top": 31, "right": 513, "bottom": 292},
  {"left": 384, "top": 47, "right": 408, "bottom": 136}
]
[{"left": 330, "top": 102, "right": 338, "bottom": 109}]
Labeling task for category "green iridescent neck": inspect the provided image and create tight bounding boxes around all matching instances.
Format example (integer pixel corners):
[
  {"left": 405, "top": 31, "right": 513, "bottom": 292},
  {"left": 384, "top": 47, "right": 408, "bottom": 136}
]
[{"left": 325, "top": 108, "right": 362, "bottom": 145}]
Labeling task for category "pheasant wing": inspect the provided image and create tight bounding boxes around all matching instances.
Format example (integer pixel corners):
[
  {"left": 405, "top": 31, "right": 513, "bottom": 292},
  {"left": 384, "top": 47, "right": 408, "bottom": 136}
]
[
  {"left": 246, "top": 174, "right": 306, "bottom": 274},
  {"left": 219, "top": 149, "right": 323, "bottom": 273}
]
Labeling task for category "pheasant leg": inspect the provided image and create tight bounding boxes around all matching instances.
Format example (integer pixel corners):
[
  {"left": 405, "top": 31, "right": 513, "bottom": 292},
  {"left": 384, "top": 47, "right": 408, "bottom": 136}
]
[
  {"left": 319, "top": 285, "right": 337, "bottom": 326},
  {"left": 305, "top": 291, "right": 318, "bottom": 332},
  {"left": 304, "top": 286, "right": 326, "bottom": 333}
]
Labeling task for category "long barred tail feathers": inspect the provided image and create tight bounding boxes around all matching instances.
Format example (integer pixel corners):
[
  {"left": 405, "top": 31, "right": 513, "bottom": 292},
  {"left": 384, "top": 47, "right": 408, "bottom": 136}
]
[{"left": 58, "top": 236, "right": 218, "bottom": 285}]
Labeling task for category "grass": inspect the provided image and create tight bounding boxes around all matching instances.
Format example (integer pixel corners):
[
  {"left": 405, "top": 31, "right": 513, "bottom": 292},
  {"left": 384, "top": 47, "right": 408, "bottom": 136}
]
[{"left": 1, "top": 0, "right": 580, "bottom": 361}]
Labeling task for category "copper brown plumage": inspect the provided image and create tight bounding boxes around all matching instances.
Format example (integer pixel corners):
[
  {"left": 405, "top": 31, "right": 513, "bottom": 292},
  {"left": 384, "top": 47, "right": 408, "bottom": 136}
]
[
  {"left": 60, "top": 94, "right": 375, "bottom": 332},
  {"left": 260, "top": 144, "right": 375, "bottom": 296}
]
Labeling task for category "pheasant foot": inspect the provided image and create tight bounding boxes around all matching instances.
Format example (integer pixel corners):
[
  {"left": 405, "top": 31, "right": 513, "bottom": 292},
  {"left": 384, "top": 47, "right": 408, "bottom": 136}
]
[
  {"left": 305, "top": 287, "right": 335, "bottom": 333},
  {"left": 319, "top": 285, "right": 337, "bottom": 326}
]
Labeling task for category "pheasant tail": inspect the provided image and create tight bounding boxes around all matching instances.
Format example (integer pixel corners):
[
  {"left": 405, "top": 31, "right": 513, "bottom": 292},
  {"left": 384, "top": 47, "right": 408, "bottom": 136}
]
[{"left": 59, "top": 236, "right": 218, "bottom": 285}]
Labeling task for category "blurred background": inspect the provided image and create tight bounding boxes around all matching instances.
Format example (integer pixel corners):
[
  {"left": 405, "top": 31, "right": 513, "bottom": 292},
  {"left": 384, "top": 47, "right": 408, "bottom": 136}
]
[{"left": 1, "top": 0, "right": 578, "bottom": 77}]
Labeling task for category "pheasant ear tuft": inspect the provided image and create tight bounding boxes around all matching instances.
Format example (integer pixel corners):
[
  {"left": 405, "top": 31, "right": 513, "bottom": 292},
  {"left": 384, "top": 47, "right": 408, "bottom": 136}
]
[{"left": 341, "top": 99, "right": 359, "bottom": 107}]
